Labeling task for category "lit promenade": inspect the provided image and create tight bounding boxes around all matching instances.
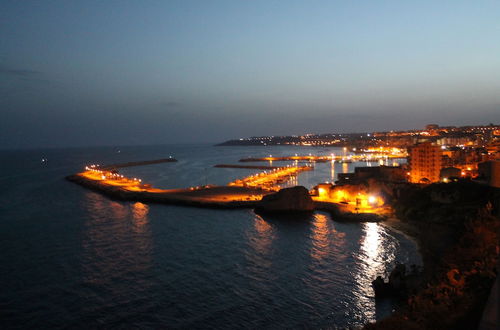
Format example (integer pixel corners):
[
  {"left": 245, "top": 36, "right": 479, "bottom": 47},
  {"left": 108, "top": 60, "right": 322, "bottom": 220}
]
[
  {"left": 70, "top": 165, "right": 274, "bottom": 206},
  {"left": 81, "top": 166, "right": 165, "bottom": 193},
  {"left": 228, "top": 165, "right": 312, "bottom": 190}
]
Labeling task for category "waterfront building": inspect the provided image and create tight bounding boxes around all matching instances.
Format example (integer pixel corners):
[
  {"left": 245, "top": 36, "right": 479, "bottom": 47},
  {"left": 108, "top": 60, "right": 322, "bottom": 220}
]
[{"left": 408, "top": 142, "right": 442, "bottom": 183}]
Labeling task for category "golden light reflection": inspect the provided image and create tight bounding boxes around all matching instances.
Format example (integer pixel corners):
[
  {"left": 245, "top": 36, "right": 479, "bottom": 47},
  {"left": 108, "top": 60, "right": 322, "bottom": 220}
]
[
  {"left": 310, "top": 213, "right": 330, "bottom": 261},
  {"left": 250, "top": 215, "right": 273, "bottom": 255},
  {"left": 132, "top": 202, "right": 149, "bottom": 230},
  {"left": 254, "top": 215, "right": 272, "bottom": 235},
  {"left": 310, "top": 213, "right": 347, "bottom": 263},
  {"left": 245, "top": 215, "right": 275, "bottom": 276},
  {"left": 282, "top": 171, "right": 299, "bottom": 187},
  {"left": 81, "top": 192, "right": 153, "bottom": 288},
  {"left": 342, "top": 162, "right": 349, "bottom": 173},
  {"left": 330, "top": 161, "right": 335, "bottom": 182},
  {"left": 110, "top": 201, "right": 128, "bottom": 219}
]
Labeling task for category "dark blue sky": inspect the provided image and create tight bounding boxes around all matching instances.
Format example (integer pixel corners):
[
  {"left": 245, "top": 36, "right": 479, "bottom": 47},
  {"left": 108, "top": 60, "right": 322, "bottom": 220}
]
[{"left": 1, "top": 1, "right": 499, "bottom": 148}]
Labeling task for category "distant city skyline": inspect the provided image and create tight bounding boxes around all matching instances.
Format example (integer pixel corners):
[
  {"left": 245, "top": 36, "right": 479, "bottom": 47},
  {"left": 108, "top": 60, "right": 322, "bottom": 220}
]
[{"left": 1, "top": 1, "right": 500, "bottom": 149}]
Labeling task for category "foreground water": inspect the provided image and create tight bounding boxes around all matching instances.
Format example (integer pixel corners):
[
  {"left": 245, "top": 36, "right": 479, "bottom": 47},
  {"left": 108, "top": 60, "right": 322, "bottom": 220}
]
[{"left": 0, "top": 144, "right": 420, "bottom": 328}]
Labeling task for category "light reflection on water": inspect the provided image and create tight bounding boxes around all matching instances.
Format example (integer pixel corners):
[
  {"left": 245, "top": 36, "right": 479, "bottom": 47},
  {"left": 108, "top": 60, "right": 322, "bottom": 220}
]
[
  {"left": 132, "top": 202, "right": 149, "bottom": 232},
  {"left": 354, "top": 222, "right": 398, "bottom": 322},
  {"left": 310, "top": 213, "right": 346, "bottom": 262},
  {"left": 244, "top": 214, "right": 276, "bottom": 282},
  {"left": 330, "top": 161, "right": 335, "bottom": 182},
  {"left": 241, "top": 211, "right": 407, "bottom": 327},
  {"left": 249, "top": 215, "right": 275, "bottom": 260},
  {"left": 1, "top": 145, "right": 419, "bottom": 329},
  {"left": 81, "top": 192, "right": 153, "bottom": 314},
  {"left": 342, "top": 162, "right": 349, "bottom": 173}
]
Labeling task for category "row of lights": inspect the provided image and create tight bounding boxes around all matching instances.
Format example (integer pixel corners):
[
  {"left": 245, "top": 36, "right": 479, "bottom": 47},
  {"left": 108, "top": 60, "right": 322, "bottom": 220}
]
[
  {"left": 84, "top": 165, "right": 142, "bottom": 183},
  {"left": 230, "top": 165, "right": 310, "bottom": 188}
]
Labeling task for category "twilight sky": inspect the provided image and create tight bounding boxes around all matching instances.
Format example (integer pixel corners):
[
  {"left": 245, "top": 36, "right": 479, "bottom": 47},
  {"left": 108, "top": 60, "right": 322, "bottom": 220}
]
[{"left": 1, "top": 0, "right": 500, "bottom": 148}]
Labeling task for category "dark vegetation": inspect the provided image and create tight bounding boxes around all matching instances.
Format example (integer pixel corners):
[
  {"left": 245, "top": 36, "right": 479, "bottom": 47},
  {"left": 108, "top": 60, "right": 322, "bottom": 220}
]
[{"left": 366, "top": 181, "right": 500, "bottom": 329}]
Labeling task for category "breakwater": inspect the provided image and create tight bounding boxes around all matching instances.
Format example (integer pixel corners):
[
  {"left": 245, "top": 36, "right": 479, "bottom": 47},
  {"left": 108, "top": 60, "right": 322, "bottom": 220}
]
[
  {"left": 67, "top": 171, "right": 386, "bottom": 222},
  {"left": 214, "top": 164, "right": 279, "bottom": 169},
  {"left": 101, "top": 157, "right": 177, "bottom": 170},
  {"left": 66, "top": 174, "right": 267, "bottom": 208},
  {"left": 68, "top": 159, "right": 384, "bottom": 221}
]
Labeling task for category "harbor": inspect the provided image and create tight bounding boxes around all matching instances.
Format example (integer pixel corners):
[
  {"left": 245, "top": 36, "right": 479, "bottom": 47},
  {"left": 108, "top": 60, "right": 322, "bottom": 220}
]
[{"left": 67, "top": 156, "right": 387, "bottom": 220}]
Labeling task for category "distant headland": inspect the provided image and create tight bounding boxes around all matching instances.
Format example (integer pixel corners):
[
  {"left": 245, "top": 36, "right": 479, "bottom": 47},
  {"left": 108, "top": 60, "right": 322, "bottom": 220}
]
[{"left": 217, "top": 123, "right": 499, "bottom": 148}]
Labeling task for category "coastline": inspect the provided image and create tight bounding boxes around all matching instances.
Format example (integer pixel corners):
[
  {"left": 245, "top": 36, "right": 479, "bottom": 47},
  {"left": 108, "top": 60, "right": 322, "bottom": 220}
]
[{"left": 365, "top": 182, "right": 500, "bottom": 329}]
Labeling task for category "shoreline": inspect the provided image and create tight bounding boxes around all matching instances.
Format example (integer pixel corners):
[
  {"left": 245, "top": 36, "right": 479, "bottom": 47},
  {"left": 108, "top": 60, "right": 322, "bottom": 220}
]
[{"left": 365, "top": 182, "right": 500, "bottom": 329}]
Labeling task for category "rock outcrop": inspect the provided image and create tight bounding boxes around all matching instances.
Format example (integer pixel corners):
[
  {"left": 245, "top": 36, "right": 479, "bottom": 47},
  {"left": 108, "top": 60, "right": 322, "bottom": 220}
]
[
  {"left": 372, "top": 263, "right": 423, "bottom": 298},
  {"left": 255, "top": 186, "right": 315, "bottom": 214}
]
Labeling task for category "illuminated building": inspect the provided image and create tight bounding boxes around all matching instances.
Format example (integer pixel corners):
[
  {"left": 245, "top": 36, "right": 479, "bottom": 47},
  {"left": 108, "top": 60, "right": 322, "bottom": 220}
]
[
  {"left": 314, "top": 183, "right": 334, "bottom": 198},
  {"left": 408, "top": 142, "right": 442, "bottom": 183}
]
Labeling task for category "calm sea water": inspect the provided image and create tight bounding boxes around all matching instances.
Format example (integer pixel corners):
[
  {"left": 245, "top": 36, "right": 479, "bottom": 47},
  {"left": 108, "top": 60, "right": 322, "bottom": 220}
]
[{"left": 0, "top": 144, "right": 419, "bottom": 329}]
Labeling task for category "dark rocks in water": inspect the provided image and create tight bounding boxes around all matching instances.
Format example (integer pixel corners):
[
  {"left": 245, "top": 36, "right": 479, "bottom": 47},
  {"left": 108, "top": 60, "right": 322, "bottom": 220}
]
[
  {"left": 372, "top": 276, "right": 393, "bottom": 298},
  {"left": 255, "top": 186, "right": 315, "bottom": 214},
  {"left": 389, "top": 263, "right": 407, "bottom": 292},
  {"left": 372, "top": 263, "right": 422, "bottom": 299}
]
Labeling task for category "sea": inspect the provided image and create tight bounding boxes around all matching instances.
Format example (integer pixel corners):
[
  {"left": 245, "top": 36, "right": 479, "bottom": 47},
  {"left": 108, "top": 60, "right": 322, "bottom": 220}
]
[{"left": 0, "top": 144, "right": 421, "bottom": 329}]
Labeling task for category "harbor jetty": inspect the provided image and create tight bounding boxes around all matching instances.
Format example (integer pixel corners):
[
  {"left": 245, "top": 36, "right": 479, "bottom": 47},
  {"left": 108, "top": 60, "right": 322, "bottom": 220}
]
[
  {"left": 101, "top": 157, "right": 177, "bottom": 170},
  {"left": 214, "top": 164, "right": 279, "bottom": 169},
  {"left": 228, "top": 165, "right": 312, "bottom": 190},
  {"left": 67, "top": 173, "right": 267, "bottom": 208},
  {"left": 67, "top": 159, "right": 385, "bottom": 220}
]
